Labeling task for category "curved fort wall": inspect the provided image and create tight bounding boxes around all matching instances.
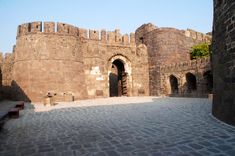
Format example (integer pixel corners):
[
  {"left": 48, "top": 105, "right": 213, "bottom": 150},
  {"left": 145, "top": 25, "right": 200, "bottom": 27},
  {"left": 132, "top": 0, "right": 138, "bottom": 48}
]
[
  {"left": 212, "top": 0, "right": 235, "bottom": 125},
  {"left": 135, "top": 23, "right": 211, "bottom": 96},
  {"left": 13, "top": 22, "right": 88, "bottom": 102}
]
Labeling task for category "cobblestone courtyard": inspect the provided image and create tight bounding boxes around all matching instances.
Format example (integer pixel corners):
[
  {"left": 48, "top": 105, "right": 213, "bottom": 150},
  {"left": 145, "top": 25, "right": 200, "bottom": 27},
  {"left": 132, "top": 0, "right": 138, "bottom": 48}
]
[{"left": 1, "top": 97, "right": 235, "bottom": 156}]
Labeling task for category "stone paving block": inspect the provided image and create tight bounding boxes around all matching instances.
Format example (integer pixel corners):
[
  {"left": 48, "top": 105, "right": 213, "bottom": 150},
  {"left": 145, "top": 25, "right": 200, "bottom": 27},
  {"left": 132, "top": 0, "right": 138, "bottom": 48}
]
[
  {"left": 70, "top": 144, "right": 82, "bottom": 150},
  {"left": 105, "top": 150, "right": 120, "bottom": 156},
  {"left": 226, "top": 150, "right": 235, "bottom": 156},
  {"left": 198, "top": 141, "right": 214, "bottom": 147},
  {"left": 0, "top": 98, "right": 235, "bottom": 155},
  {"left": 93, "top": 151, "right": 106, "bottom": 156},
  {"left": 150, "top": 152, "right": 164, "bottom": 156},
  {"left": 19, "top": 148, "right": 37, "bottom": 156},
  {"left": 216, "top": 145, "right": 233, "bottom": 151},
  {"left": 188, "top": 143, "right": 204, "bottom": 150},
  {"left": 207, "top": 148, "right": 221, "bottom": 154},
  {"left": 228, "top": 138, "right": 235, "bottom": 143}
]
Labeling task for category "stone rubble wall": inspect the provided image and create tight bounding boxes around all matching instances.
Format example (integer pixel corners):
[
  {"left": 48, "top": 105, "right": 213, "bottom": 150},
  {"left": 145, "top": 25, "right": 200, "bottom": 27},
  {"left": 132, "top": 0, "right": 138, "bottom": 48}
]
[{"left": 160, "top": 57, "right": 211, "bottom": 96}]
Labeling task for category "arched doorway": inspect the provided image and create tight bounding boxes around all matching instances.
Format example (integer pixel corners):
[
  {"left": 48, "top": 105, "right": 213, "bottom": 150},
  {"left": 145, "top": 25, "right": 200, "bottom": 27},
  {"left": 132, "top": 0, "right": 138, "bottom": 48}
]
[
  {"left": 169, "top": 75, "right": 179, "bottom": 94},
  {"left": 186, "top": 72, "right": 197, "bottom": 93},
  {"left": 203, "top": 70, "right": 213, "bottom": 93},
  {"left": 109, "top": 59, "right": 127, "bottom": 97}
]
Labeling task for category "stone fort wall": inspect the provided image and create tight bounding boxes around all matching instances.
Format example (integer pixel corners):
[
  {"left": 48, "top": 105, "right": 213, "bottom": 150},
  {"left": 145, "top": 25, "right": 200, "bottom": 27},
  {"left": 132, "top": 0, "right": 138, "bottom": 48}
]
[
  {"left": 14, "top": 22, "right": 88, "bottom": 102},
  {"left": 160, "top": 57, "right": 212, "bottom": 97},
  {"left": 135, "top": 23, "right": 211, "bottom": 96},
  {"left": 212, "top": 0, "right": 235, "bottom": 125},
  {"left": 10, "top": 22, "right": 149, "bottom": 102},
  {"left": 0, "top": 21, "right": 212, "bottom": 102}
]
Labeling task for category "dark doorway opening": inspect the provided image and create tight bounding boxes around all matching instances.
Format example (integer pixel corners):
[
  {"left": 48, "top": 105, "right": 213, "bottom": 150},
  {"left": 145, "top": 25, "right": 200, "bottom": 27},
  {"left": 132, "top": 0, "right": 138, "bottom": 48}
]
[
  {"left": 186, "top": 72, "right": 197, "bottom": 93},
  {"left": 169, "top": 75, "right": 179, "bottom": 94},
  {"left": 203, "top": 70, "right": 213, "bottom": 93},
  {"left": 109, "top": 59, "right": 127, "bottom": 97}
]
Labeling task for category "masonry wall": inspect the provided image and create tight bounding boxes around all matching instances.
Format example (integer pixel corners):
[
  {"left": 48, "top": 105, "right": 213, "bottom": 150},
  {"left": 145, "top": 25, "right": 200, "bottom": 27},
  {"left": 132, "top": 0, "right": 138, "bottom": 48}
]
[
  {"left": 8, "top": 20, "right": 212, "bottom": 102},
  {"left": 0, "top": 53, "right": 3, "bottom": 100},
  {"left": 135, "top": 24, "right": 211, "bottom": 96},
  {"left": 212, "top": 0, "right": 235, "bottom": 125},
  {"left": 12, "top": 22, "right": 149, "bottom": 102},
  {"left": 1, "top": 53, "right": 14, "bottom": 99},
  {"left": 160, "top": 57, "right": 211, "bottom": 97},
  {"left": 13, "top": 22, "right": 88, "bottom": 102},
  {"left": 81, "top": 29, "right": 149, "bottom": 98}
]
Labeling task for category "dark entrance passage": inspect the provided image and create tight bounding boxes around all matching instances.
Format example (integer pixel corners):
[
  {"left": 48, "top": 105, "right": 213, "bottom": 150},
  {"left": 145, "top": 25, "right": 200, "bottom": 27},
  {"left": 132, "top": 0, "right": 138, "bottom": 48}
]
[
  {"left": 109, "top": 59, "right": 127, "bottom": 97},
  {"left": 169, "top": 75, "right": 179, "bottom": 94},
  {"left": 203, "top": 70, "right": 213, "bottom": 93},
  {"left": 186, "top": 72, "right": 197, "bottom": 93}
]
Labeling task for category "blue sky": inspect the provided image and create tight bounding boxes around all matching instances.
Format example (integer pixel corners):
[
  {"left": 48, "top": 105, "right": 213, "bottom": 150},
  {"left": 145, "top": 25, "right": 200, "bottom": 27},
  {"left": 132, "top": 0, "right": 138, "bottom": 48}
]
[{"left": 0, "top": 0, "right": 213, "bottom": 53}]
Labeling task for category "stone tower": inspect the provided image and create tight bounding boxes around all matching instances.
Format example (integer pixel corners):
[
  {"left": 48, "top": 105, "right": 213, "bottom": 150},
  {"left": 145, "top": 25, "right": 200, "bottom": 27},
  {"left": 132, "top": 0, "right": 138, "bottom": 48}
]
[
  {"left": 135, "top": 23, "right": 211, "bottom": 96},
  {"left": 212, "top": 0, "right": 235, "bottom": 125},
  {"left": 13, "top": 22, "right": 88, "bottom": 102}
]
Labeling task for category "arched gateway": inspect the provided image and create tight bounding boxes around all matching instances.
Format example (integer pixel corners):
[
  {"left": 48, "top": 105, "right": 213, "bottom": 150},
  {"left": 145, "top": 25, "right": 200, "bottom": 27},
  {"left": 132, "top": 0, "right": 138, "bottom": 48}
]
[
  {"left": 108, "top": 55, "right": 131, "bottom": 97},
  {"left": 109, "top": 59, "right": 127, "bottom": 97}
]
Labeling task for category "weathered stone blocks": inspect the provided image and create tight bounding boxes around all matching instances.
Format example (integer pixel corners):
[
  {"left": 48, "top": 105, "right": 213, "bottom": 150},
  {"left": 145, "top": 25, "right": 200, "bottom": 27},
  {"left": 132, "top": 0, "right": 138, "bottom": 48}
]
[{"left": 212, "top": 0, "right": 235, "bottom": 126}]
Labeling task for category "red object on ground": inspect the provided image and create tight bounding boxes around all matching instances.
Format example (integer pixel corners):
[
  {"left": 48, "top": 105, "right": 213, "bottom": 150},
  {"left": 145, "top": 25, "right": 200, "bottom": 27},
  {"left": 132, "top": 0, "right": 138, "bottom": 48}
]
[
  {"left": 8, "top": 108, "right": 20, "bottom": 118},
  {"left": 15, "top": 101, "right": 24, "bottom": 110}
]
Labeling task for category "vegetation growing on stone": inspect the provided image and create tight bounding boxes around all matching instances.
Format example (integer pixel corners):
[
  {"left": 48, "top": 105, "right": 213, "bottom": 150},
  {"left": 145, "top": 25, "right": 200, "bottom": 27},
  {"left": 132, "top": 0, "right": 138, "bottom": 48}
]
[{"left": 190, "top": 43, "right": 211, "bottom": 59}]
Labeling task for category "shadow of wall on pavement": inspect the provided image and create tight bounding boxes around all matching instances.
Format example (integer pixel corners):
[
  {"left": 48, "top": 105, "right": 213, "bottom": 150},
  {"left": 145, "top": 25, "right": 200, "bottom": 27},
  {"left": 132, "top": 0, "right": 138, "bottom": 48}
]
[{"left": 10, "top": 80, "right": 31, "bottom": 102}]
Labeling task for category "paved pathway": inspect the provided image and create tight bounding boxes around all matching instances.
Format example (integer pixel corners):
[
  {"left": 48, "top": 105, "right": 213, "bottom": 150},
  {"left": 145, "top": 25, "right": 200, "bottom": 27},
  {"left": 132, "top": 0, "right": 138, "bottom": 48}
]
[{"left": 0, "top": 97, "right": 235, "bottom": 156}]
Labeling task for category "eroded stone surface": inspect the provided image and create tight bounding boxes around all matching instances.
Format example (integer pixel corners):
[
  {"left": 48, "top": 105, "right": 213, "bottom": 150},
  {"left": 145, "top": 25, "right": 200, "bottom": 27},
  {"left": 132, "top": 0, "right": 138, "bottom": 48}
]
[{"left": 0, "top": 21, "right": 212, "bottom": 103}]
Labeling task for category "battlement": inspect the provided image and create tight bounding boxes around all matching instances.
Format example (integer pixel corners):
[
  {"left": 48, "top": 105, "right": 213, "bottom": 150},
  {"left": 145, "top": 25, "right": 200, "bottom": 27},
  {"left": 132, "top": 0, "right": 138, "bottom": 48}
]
[
  {"left": 17, "top": 21, "right": 135, "bottom": 45},
  {"left": 17, "top": 22, "right": 80, "bottom": 37},
  {"left": 183, "top": 29, "right": 212, "bottom": 42},
  {"left": 160, "top": 57, "right": 211, "bottom": 73}
]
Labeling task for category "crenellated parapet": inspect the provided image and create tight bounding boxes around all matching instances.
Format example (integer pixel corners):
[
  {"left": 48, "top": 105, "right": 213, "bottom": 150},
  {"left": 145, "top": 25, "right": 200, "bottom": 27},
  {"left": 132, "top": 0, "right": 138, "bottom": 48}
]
[
  {"left": 89, "top": 29, "right": 135, "bottom": 45},
  {"left": 17, "top": 22, "right": 80, "bottom": 37},
  {"left": 17, "top": 21, "right": 136, "bottom": 45},
  {"left": 160, "top": 57, "right": 211, "bottom": 73},
  {"left": 183, "top": 29, "right": 212, "bottom": 42}
]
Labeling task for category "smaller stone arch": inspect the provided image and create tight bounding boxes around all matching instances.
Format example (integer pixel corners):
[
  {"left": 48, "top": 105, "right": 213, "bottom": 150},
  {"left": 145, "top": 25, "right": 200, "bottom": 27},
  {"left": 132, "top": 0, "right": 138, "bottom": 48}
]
[
  {"left": 203, "top": 70, "right": 213, "bottom": 93},
  {"left": 109, "top": 59, "right": 125, "bottom": 97},
  {"left": 169, "top": 75, "right": 179, "bottom": 94},
  {"left": 186, "top": 72, "right": 197, "bottom": 93}
]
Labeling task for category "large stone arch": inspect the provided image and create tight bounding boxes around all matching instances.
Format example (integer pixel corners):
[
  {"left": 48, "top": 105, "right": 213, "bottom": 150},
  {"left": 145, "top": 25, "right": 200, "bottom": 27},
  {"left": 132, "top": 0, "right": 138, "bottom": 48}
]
[
  {"left": 108, "top": 54, "right": 132, "bottom": 97},
  {"left": 186, "top": 72, "right": 197, "bottom": 93}
]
